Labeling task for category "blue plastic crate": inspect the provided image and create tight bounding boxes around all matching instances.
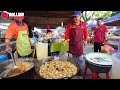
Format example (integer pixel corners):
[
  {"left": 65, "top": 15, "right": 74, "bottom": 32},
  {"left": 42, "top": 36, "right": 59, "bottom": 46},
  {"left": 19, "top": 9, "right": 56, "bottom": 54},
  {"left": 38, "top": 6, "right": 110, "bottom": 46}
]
[{"left": 0, "top": 53, "right": 8, "bottom": 62}]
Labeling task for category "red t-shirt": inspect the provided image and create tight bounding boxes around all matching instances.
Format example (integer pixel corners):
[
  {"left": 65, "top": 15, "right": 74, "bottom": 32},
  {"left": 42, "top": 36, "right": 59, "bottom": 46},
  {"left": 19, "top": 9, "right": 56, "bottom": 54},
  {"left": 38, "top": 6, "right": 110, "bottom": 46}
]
[{"left": 94, "top": 25, "right": 108, "bottom": 43}]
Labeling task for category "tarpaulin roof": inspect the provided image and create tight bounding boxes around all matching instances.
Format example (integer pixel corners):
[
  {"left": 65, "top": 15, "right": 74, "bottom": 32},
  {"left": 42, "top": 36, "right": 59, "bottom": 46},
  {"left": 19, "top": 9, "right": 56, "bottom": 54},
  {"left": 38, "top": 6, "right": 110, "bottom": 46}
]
[
  {"left": 86, "top": 21, "right": 97, "bottom": 28},
  {"left": 87, "top": 13, "right": 120, "bottom": 27},
  {"left": 103, "top": 13, "right": 120, "bottom": 23},
  {"left": 24, "top": 11, "right": 75, "bottom": 28},
  {"left": 103, "top": 13, "right": 120, "bottom": 26}
]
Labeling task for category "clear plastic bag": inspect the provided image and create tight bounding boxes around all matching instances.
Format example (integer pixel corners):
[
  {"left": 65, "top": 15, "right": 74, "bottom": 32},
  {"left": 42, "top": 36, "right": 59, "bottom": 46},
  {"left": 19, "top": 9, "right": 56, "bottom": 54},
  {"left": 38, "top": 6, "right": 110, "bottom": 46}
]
[{"left": 59, "top": 51, "right": 68, "bottom": 61}]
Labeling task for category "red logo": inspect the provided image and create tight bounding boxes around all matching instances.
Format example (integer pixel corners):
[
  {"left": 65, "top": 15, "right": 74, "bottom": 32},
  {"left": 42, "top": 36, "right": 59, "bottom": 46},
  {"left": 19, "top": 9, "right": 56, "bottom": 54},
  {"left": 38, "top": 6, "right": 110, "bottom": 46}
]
[
  {"left": 1, "top": 11, "right": 9, "bottom": 19},
  {"left": 1, "top": 11, "right": 24, "bottom": 20}
]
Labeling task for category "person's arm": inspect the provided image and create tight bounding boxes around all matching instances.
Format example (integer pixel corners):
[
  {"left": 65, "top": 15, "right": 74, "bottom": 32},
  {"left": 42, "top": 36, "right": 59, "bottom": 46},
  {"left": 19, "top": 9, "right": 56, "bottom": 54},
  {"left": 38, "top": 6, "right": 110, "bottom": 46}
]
[
  {"left": 105, "top": 32, "right": 108, "bottom": 41},
  {"left": 25, "top": 24, "right": 29, "bottom": 35},
  {"left": 83, "top": 23, "right": 88, "bottom": 46},
  {"left": 64, "top": 24, "right": 70, "bottom": 44},
  {"left": 65, "top": 25, "right": 70, "bottom": 41},
  {"left": 104, "top": 26, "right": 108, "bottom": 42},
  {"left": 5, "top": 26, "right": 14, "bottom": 52}
]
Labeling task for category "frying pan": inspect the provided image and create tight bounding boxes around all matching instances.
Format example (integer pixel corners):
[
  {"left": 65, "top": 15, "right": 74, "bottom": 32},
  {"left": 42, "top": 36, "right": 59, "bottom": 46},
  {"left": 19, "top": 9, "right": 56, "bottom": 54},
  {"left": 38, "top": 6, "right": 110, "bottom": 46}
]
[
  {"left": 34, "top": 56, "right": 80, "bottom": 79},
  {"left": 0, "top": 58, "right": 34, "bottom": 79}
]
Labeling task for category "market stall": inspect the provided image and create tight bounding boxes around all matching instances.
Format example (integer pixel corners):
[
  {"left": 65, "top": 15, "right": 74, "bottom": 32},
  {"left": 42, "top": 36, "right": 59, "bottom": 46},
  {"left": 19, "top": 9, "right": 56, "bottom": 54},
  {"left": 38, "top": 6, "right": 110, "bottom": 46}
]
[
  {"left": 1, "top": 11, "right": 119, "bottom": 79},
  {"left": 102, "top": 13, "right": 120, "bottom": 49}
]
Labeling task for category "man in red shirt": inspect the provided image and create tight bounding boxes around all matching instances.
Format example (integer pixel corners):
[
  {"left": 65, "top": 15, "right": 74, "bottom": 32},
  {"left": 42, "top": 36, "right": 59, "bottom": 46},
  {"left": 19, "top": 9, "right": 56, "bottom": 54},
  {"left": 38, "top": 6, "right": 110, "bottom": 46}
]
[
  {"left": 64, "top": 11, "right": 88, "bottom": 74},
  {"left": 94, "top": 18, "right": 108, "bottom": 52}
]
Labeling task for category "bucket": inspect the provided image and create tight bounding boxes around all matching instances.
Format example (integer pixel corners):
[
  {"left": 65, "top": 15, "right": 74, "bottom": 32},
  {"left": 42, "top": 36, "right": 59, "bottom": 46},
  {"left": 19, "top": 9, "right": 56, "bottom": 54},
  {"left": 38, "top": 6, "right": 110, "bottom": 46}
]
[{"left": 36, "top": 42, "right": 48, "bottom": 60}]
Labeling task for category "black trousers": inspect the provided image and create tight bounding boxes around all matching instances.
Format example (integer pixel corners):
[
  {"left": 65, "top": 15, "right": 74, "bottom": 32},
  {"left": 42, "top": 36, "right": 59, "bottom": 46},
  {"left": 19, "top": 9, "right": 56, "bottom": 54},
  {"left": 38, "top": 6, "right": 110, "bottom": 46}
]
[{"left": 94, "top": 42, "right": 104, "bottom": 52}]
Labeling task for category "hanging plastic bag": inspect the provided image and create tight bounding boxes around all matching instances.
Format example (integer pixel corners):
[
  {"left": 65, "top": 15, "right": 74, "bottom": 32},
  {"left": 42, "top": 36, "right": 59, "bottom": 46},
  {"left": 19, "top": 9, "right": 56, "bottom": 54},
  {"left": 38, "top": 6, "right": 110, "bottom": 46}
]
[
  {"left": 59, "top": 42, "right": 68, "bottom": 61},
  {"left": 59, "top": 51, "right": 68, "bottom": 61},
  {"left": 104, "top": 44, "right": 115, "bottom": 52},
  {"left": 108, "top": 44, "right": 115, "bottom": 52}
]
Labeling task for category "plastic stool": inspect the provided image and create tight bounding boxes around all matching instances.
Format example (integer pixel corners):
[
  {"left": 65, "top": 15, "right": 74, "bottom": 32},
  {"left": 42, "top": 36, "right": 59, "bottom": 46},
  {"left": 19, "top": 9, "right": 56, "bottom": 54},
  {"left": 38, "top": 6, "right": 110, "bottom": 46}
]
[{"left": 83, "top": 66, "right": 109, "bottom": 79}]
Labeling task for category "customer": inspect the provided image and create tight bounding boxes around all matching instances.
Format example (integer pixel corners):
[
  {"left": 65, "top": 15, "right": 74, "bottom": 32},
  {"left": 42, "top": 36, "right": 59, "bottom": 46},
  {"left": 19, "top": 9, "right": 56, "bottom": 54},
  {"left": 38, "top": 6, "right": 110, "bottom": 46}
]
[
  {"left": 47, "top": 30, "right": 53, "bottom": 56},
  {"left": 47, "top": 30, "right": 52, "bottom": 39},
  {"left": 94, "top": 18, "right": 108, "bottom": 52}
]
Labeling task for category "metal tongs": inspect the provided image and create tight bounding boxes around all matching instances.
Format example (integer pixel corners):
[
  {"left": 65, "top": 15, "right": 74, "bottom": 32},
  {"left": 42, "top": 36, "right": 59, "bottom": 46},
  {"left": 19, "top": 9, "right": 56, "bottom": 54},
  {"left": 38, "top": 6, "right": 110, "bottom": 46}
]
[{"left": 8, "top": 51, "right": 18, "bottom": 69}]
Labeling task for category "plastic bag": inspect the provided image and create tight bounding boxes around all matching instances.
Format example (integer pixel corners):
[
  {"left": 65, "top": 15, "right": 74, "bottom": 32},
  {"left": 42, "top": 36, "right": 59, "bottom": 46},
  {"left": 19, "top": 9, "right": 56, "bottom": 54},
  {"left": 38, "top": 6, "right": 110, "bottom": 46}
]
[
  {"left": 59, "top": 42, "right": 69, "bottom": 61},
  {"left": 59, "top": 51, "right": 68, "bottom": 61},
  {"left": 101, "top": 44, "right": 110, "bottom": 54},
  {"left": 109, "top": 45, "right": 115, "bottom": 52},
  {"left": 101, "top": 43, "right": 115, "bottom": 54},
  {"left": 104, "top": 44, "right": 115, "bottom": 52},
  {"left": 101, "top": 45, "right": 110, "bottom": 54}
]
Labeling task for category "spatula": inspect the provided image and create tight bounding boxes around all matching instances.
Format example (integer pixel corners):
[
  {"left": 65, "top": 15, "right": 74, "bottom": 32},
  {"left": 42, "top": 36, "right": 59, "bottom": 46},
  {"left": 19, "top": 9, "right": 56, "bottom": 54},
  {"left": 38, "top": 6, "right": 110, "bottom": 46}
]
[{"left": 8, "top": 51, "right": 18, "bottom": 69}]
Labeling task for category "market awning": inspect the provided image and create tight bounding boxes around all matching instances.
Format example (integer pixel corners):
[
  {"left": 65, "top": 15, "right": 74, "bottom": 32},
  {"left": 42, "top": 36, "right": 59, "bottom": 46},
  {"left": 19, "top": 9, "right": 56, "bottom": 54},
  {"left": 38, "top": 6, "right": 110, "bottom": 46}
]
[
  {"left": 86, "top": 21, "right": 97, "bottom": 28},
  {"left": 103, "top": 13, "right": 120, "bottom": 26},
  {"left": 24, "top": 11, "right": 75, "bottom": 28},
  {"left": 0, "top": 11, "right": 84, "bottom": 29}
]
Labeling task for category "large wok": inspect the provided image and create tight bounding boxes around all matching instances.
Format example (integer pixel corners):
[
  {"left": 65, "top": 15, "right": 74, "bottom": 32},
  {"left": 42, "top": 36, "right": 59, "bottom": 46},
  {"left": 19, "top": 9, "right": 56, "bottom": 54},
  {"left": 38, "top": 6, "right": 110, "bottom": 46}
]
[
  {"left": 0, "top": 58, "right": 34, "bottom": 79},
  {"left": 34, "top": 56, "right": 80, "bottom": 79}
]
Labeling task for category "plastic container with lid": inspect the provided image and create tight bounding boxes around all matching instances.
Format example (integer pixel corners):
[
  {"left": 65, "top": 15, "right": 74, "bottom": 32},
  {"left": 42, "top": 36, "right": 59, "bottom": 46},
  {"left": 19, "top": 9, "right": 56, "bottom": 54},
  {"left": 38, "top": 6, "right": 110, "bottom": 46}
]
[
  {"left": 111, "top": 53, "right": 120, "bottom": 79},
  {"left": 36, "top": 42, "right": 48, "bottom": 60}
]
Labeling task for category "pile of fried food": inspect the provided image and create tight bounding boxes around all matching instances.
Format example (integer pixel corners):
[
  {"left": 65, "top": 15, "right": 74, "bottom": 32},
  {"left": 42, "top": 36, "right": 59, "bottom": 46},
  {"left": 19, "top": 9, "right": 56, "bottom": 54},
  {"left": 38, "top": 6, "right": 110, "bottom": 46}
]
[
  {"left": 39, "top": 60, "right": 77, "bottom": 79},
  {"left": 9, "top": 61, "right": 33, "bottom": 77}
]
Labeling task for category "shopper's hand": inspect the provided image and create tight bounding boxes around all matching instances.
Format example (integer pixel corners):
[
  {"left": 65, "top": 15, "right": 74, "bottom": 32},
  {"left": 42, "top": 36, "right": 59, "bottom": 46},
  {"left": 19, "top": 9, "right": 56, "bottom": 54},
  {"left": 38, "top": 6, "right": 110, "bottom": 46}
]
[
  {"left": 5, "top": 45, "right": 12, "bottom": 52},
  {"left": 103, "top": 41, "right": 108, "bottom": 45}
]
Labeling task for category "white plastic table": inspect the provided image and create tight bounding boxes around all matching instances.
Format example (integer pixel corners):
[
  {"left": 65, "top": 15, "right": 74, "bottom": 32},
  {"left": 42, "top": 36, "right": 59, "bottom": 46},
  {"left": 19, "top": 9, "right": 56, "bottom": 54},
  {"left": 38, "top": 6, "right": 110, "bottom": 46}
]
[
  {"left": 85, "top": 52, "right": 112, "bottom": 66},
  {"left": 84, "top": 52, "right": 112, "bottom": 79}
]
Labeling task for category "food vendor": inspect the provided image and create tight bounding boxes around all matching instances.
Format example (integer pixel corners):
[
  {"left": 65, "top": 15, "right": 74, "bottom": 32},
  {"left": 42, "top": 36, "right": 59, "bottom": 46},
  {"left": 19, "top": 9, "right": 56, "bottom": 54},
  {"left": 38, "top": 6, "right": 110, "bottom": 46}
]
[
  {"left": 5, "top": 18, "right": 32, "bottom": 57},
  {"left": 64, "top": 11, "right": 88, "bottom": 74}
]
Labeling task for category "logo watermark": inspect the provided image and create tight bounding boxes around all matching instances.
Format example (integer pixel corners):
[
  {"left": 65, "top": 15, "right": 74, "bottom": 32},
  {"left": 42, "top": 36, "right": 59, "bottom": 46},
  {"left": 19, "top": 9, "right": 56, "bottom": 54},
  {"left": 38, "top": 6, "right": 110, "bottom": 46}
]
[{"left": 1, "top": 11, "right": 24, "bottom": 19}]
